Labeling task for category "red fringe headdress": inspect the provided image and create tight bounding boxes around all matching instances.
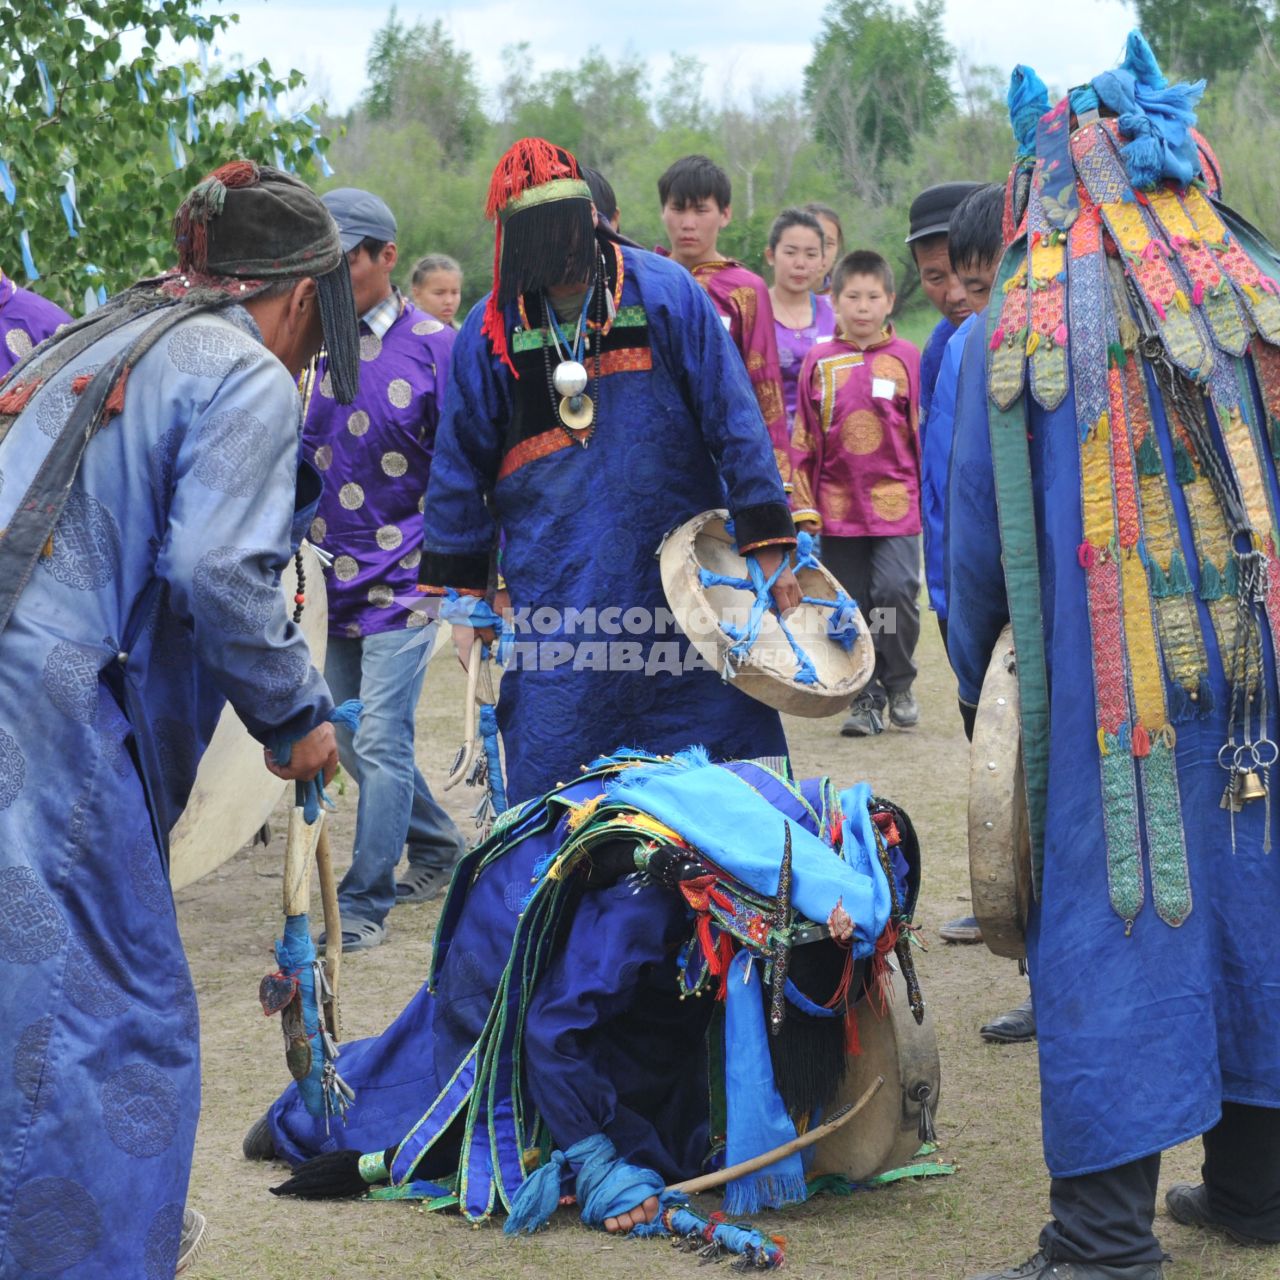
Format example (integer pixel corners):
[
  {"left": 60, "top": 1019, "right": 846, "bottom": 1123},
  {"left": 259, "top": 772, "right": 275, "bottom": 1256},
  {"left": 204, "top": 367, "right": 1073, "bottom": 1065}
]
[{"left": 482, "top": 138, "right": 594, "bottom": 375}]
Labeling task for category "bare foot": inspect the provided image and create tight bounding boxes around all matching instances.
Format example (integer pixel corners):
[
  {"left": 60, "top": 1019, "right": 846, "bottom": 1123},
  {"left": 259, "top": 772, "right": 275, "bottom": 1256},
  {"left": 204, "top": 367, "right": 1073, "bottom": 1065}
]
[
  {"left": 827, "top": 897, "right": 854, "bottom": 942},
  {"left": 603, "top": 1195, "right": 660, "bottom": 1233}
]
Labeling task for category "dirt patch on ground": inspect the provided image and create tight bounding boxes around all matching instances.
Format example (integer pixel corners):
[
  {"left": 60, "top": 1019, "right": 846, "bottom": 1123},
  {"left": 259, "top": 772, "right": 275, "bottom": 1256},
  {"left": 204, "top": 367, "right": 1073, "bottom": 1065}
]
[{"left": 180, "top": 623, "right": 1255, "bottom": 1279}]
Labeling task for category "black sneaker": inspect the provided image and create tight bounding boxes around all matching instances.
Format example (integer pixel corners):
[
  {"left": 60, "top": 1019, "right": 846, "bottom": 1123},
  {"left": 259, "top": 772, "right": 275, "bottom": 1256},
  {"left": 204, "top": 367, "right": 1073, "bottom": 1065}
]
[
  {"left": 968, "top": 1252, "right": 1163, "bottom": 1280},
  {"left": 1166, "top": 1182, "right": 1277, "bottom": 1247},
  {"left": 841, "top": 704, "right": 884, "bottom": 737},
  {"left": 980, "top": 995, "right": 1037, "bottom": 1044},
  {"left": 888, "top": 688, "right": 919, "bottom": 728}
]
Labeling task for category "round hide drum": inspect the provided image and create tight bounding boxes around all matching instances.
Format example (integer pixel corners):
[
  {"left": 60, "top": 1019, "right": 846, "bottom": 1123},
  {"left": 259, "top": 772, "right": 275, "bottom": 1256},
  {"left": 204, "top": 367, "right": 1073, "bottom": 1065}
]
[
  {"left": 811, "top": 968, "right": 941, "bottom": 1181},
  {"left": 168, "top": 546, "right": 328, "bottom": 890},
  {"left": 659, "top": 509, "right": 874, "bottom": 718},
  {"left": 967, "top": 624, "right": 1033, "bottom": 960}
]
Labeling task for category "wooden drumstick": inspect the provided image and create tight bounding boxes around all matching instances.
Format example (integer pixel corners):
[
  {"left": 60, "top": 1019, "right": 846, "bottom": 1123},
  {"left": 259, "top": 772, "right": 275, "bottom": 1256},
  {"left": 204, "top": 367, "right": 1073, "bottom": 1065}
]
[
  {"left": 314, "top": 818, "right": 341, "bottom": 1040},
  {"left": 667, "top": 1075, "right": 885, "bottom": 1194},
  {"left": 445, "top": 635, "right": 483, "bottom": 791}
]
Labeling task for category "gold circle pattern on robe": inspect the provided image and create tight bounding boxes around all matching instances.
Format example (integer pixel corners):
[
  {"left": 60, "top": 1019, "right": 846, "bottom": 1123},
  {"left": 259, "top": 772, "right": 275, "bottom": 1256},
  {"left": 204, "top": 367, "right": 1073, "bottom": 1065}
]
[
  {"left": 871, "top": 354, "right": 909, "bottom": 399},
  {"left": 869, "top": 478, "right": 911, "bottom": 522},
  {"left": 839, "top": 409, "right": 884, "bottom": 456}
]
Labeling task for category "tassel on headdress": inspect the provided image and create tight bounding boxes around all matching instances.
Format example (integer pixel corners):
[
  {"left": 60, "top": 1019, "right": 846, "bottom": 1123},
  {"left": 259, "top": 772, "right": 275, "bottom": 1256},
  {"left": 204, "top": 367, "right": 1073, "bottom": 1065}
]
[
  {"left": 1091, "top": 31, "right": 1205, "bottom": 190},
  {"left": 173, "top": 159, "right": 262, "bottom": 275},
  {"left": 481, "top": 138, "right": 595, "bottom": 376}
]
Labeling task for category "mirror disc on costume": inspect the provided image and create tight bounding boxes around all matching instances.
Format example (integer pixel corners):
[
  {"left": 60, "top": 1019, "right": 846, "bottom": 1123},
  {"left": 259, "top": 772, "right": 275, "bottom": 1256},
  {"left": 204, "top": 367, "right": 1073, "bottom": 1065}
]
[{"left": 558, "top": 393, "right": 594, "bottom": 431}]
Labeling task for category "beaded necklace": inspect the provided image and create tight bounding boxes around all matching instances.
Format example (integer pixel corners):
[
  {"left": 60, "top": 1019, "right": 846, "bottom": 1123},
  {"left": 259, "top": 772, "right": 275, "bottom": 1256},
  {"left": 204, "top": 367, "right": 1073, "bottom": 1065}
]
[{"left": 540, "top": 255, "right": 606, "bottom": 446}]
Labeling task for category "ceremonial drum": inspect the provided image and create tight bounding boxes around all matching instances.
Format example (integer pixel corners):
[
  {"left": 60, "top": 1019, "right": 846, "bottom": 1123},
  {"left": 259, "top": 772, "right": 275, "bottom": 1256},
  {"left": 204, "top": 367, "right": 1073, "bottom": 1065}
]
[
  {"left": 966, "top": 624, "right": 1033, "bottom": 960},
  {"left": 168, "top": 546, "right": 328, "bottom": 890},
  {"left": 659, "top": 510, "right": 874, "bottom": 717},
  {"left": 812, "top": 968, "right": 942, "bottom": 1180}
]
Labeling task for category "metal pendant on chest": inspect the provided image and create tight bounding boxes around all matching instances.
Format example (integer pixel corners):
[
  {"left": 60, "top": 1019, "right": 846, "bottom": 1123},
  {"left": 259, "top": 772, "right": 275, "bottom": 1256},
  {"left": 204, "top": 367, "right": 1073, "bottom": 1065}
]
[{"left": 553, "top": 358, "right": 593, "bottom": 430}]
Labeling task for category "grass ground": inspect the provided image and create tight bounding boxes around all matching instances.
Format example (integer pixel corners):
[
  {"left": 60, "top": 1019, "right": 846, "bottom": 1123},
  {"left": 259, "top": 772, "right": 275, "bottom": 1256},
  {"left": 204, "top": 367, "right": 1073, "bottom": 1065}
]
[{"left": 179, "top": 621, "right": 1260, "bottom": 1279}]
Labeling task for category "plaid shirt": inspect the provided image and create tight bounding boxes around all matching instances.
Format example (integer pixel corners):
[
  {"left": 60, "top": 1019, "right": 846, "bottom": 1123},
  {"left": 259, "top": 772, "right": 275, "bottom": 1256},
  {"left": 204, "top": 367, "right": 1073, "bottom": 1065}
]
[{"left": 361, "top": 288, "right": 403, "bottom": 339}]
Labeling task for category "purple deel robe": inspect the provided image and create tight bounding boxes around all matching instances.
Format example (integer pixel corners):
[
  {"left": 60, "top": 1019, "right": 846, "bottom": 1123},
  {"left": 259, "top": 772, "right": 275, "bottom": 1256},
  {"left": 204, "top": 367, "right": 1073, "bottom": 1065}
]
[
  {"left": 775, "top": 292, "right": 836, "bottom": 431},
  {"left": 303, "top": 300, "right": 456, "bottom": 637},
  {"left": 0, "top": 271, "right": 70, "bottom": 379}
]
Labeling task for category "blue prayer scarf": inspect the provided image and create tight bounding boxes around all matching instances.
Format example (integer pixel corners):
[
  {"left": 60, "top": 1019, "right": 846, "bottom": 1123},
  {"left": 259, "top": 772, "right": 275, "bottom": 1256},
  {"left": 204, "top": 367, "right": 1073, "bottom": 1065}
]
[{"left": 722, "top": 950, "right": 807, "bottom": 1214}]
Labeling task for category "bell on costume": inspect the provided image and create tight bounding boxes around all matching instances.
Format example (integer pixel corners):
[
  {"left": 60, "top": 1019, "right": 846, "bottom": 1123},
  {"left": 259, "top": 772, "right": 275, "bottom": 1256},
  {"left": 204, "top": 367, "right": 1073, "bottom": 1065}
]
[
  {"left": 552, "top": 360, "right": 588, "bottom": 398},
  {"left": 1236, "top": 769, "right": 1267, "bottom": 803}
]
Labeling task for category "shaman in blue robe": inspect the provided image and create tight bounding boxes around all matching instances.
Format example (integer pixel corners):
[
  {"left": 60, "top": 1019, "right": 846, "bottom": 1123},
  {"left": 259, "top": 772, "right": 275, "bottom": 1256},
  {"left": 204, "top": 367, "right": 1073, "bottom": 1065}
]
[
  {"left": 268, "top": 754, "right": 911, "bottom": 1227},
  {"left": 0, "top": 306, "right": 332, "bottom": 1276},
  {"left": 947, "top": 242, "right": 1280, "bottom": 1177},
  {"left": 419, "top": 240, "right": 797, "bottom": 802}
]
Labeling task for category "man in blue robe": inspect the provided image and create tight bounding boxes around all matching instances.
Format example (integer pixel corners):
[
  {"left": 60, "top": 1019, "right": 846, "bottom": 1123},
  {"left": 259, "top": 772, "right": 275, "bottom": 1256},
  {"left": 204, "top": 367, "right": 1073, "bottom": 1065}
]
[
  {"left": 907, "top": 179, "right": 990, "bottom": 946},
  {"left": 418, "top": 138, "right": 801, "bottom": 804},
  {"left": 0, "top": 162, "right": 359, "bottom": 1277},
  {"left": 949, "top": 37, "right": 1280, "bottom": 1279},
  {"left": 926, "top": 182, "right": 1039, "bottom": 1045},
  {"left": 261, "top": 750, "right": 917, "bottom": 1256}
]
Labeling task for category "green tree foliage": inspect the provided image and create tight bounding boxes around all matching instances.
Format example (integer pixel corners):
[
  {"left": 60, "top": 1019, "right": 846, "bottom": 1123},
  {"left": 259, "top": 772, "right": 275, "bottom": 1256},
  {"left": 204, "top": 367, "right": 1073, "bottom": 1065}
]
[
  {"left": 321, "top": 16, "right": 1006, "bottom": 325},
  {"left": 0, "top": 0, "right": 327, "bottom": 309},
  {"left": 1131, "top": 0, "right": 1276, "bottom": 79},
  {"left": 361, "top": 9, "right": 486, "bottom": 164},
  {"left": 1190, "top": 43, "right": 1280, "bottom": 241},
  {"left": 498, "top": 47, "right": 654, "bottom": 171},
  {"left": 804, "top": 0, "right": 955, "bottom": 202}
]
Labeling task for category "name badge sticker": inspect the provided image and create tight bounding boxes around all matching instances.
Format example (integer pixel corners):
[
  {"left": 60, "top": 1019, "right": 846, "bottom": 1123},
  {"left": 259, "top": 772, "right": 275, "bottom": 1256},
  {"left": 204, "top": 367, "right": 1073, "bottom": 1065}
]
[{"left": 872, "top": 377, "right": 897, "bottom": 400}]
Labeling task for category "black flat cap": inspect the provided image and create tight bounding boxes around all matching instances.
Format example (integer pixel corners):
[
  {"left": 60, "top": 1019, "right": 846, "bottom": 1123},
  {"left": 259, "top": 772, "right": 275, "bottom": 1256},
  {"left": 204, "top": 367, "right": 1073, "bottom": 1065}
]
[{"left": 906, "top": 181, "right": 984, "bottom": 244}]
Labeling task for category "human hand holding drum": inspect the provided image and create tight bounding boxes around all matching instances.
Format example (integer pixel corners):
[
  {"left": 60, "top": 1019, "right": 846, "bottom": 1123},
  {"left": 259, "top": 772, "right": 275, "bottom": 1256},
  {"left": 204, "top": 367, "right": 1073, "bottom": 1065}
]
[{"left": 753, "top": 545, "right": 802, "bottom": 613}]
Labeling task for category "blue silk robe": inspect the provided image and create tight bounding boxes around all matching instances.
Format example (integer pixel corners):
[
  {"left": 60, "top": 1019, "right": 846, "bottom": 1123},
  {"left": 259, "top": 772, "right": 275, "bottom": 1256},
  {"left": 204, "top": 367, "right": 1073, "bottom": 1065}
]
[
  {"left": 420, "top": 243, "right": 795, "bottom": 803},
  {"left": 0, "top": 306, "right": 332, "bottom": 1275},
  {"left": 947, "top": 315, "right": 1280, "bottom": 1178}
]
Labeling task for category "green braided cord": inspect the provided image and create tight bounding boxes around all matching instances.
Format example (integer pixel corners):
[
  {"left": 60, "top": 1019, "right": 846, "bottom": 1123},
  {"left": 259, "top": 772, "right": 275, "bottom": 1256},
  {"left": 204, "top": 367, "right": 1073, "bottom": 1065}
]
[
  {"left": 1101, "top": 735, "right": 1144, "bottom": 924},
  {"left": 986, "top": 244, "right": 1051, "bottom": 892},
  {"left": 1142, "top": 738, "right": 1192, "bottom": 926}
]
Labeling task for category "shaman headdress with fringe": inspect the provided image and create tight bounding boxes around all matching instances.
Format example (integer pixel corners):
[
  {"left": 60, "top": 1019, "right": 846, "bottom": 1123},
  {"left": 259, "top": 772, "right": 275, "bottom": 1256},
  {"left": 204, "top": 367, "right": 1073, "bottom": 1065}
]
[
  {"left": 985, "top": 30, "right": 1280, "bottom": 931},
  {"left": 0, "top": 161, "right": 361, "bottom": 640},
  {"left": 481, "top": 137, "right": 596, "bottom": 375}
]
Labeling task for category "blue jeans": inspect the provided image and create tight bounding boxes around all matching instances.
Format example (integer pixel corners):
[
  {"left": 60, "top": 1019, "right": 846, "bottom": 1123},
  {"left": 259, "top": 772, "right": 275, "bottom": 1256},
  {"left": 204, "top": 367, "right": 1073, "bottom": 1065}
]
[{"left": 324, "top": 624, "right": 464, "bottom": 927}]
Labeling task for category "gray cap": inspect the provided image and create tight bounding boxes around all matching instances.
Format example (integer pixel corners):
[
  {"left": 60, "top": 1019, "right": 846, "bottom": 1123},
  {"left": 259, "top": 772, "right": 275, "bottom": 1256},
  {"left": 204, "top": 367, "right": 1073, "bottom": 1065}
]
[{"left": 322, "top": 187, "right": 397, "bottom": 252}]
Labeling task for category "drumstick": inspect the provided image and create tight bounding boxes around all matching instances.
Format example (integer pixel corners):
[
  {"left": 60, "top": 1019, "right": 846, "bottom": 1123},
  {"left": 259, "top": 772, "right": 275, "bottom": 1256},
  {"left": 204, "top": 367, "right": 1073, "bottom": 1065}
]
[
  {"left": 667, "top": 1075, "right": 884, "bottom": 1195},
  {"left": 444, "top": 636, "right": 483, "bottom": 791},
  {"left": 314, "top": 819, "right": 341, "bottom": 1040},
  {"left": 283, "top": 804, "right": 314, "bottom": 918}
]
